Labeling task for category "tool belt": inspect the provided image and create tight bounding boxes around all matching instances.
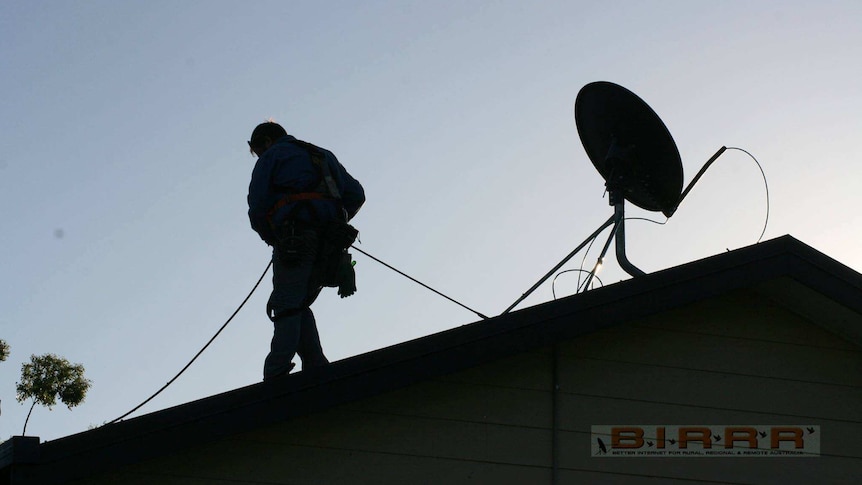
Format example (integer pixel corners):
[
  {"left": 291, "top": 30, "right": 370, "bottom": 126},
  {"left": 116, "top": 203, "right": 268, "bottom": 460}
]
[{"left": 274, "top": 219, "right": 359, "bottom": 298}]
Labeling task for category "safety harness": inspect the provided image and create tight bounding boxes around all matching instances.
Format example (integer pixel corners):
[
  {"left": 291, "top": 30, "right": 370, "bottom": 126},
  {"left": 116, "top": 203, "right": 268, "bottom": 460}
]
[
  {"left": 266, "top": 139, "right": 344, "bottom": 225},
  {"left": 265, "top": 139, "right": 359, "bottom": 318}
]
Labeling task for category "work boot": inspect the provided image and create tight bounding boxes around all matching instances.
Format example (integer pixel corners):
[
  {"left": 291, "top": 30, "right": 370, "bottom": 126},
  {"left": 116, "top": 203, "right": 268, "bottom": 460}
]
[{"left": 263, "top": 362, "right": 296, "bottom": 382}]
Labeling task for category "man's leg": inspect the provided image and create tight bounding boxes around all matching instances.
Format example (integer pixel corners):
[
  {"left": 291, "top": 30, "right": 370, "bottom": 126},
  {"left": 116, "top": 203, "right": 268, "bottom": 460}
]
[
  {"left": 264, "top": 311, "right": 300, "bottom": 379},
  {"left": 263, "top": 235, "right": 315, "bottom": 380},
  {"left": 296, "top": 308, "right": 328, "bottom": 368}
]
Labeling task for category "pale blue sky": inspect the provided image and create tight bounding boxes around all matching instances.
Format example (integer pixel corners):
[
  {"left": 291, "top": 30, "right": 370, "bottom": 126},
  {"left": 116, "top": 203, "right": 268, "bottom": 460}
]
[{"left": 2, "top": 1, "right": 860, "bottom": 441}]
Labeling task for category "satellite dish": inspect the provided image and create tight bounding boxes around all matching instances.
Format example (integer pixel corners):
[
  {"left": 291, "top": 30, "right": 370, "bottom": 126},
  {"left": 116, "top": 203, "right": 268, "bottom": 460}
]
[
  {"left": 575, "top": 81, "right": 682, "bottom": 218},
  {"left": 502, "top": 81, "right": 727, "bottom": 315}
]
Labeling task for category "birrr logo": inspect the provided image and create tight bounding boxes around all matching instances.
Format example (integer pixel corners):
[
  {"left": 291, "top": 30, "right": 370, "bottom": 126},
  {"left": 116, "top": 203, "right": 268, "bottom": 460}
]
[{"left": 591, "top": 425, "right": 820, "bottom": 457}]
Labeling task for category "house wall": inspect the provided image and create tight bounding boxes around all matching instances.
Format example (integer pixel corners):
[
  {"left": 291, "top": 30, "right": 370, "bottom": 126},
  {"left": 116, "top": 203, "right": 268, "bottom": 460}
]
[
  {"left": 556, "top": 290, "right": 862, "bottom": 484},
  {"left": 78, "top": 290, "right": 862, "bottom": 485}
]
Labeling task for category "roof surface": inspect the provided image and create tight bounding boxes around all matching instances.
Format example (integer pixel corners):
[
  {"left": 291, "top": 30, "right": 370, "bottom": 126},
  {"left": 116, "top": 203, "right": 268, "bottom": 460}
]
[{"left": 3, "top": 235, "right": 862, "bottom": 483}]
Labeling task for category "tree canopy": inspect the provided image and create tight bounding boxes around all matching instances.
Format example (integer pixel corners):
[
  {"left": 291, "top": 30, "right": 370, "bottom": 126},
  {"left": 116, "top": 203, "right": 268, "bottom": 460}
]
[
  {"left": 16, "top": 353, "right": 92, "bottom": 435},
  {"left": 16, "top": 354, "right": 91, "bottom": 410}
]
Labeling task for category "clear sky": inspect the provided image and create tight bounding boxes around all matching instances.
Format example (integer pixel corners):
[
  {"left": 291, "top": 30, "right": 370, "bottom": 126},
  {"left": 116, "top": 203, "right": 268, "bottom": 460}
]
[{"left": 2, "top": 1, "right": 860, "bottom": 442}]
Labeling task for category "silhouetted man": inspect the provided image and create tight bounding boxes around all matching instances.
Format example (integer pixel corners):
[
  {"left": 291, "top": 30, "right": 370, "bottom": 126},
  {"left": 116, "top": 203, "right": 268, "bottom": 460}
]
[{"left": 247, "top": 122, "right": 365, "bottom": 380}]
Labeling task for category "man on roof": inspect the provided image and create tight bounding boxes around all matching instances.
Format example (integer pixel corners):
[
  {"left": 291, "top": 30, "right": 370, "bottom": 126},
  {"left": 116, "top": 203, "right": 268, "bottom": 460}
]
[{"left": 247, "top": 121, "right": 365, "bottom": 381}]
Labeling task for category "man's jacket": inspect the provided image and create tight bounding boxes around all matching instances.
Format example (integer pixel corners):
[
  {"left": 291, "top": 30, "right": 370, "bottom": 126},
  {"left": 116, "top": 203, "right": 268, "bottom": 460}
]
[{"left": 247, "top": 135, "right": 365, "bottom": 245}]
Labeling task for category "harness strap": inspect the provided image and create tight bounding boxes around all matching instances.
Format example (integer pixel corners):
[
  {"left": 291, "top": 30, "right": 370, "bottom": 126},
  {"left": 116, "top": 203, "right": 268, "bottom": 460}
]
[
  {"left": 266, "top": 139, "right": 344, "bottom": 225},
  {"left": 286, "top": 140, "right": 342, "bottom": 200},
  {"left": 312, "top": 150, "right": 342, "bottom": 200},
  {"left": 267, "top": 192, "right": 331, "bottom": 223}
]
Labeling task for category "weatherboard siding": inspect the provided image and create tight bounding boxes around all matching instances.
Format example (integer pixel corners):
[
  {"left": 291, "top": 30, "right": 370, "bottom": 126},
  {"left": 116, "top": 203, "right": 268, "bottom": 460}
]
[
  {"left": 76, "top": 350, "right": 556, "bottom": 485},
  {"left": 74, "top": 291, "right": 861, "bottom": 484},
  {"left": 554, "top": 291, "right": 862, "bottom": 484}
]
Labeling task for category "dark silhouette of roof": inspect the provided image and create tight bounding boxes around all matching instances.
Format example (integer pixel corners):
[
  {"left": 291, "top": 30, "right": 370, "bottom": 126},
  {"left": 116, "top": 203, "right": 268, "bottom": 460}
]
[{"left": 2, "top": 235, "right": 862, "bottom": 484}]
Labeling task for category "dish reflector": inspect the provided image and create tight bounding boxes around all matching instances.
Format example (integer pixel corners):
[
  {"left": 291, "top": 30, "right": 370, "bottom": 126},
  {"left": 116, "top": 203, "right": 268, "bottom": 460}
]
[{"left": 575, "top": 81, "right": 683, "bottom": 217}]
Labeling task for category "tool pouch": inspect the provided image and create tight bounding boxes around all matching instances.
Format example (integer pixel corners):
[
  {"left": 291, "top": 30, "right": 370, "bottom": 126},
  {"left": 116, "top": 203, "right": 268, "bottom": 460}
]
[
  {"left": 314, "top": 244, "right": 355, "bottom": 292},
  {"left": 320, "top": 221, "right": 358, "bottom": 297},
  {"left": 335, "top": 252, "right": 356, "bottom": 298},
  {"left": 322, "top": 220, "right": 359, "bottom": 249},
  {"left": 273, "top": 222, "right": 318, "bottom": 264}
]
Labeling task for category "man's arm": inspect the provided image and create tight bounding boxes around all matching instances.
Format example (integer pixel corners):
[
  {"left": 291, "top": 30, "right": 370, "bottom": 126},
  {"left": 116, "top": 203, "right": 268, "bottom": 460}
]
[
  {"left": 247, "top": 156, "right": 277, "bottom": 244},
  {"left": 336, "top": 160, "right": 365, "bottom": 221}
]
